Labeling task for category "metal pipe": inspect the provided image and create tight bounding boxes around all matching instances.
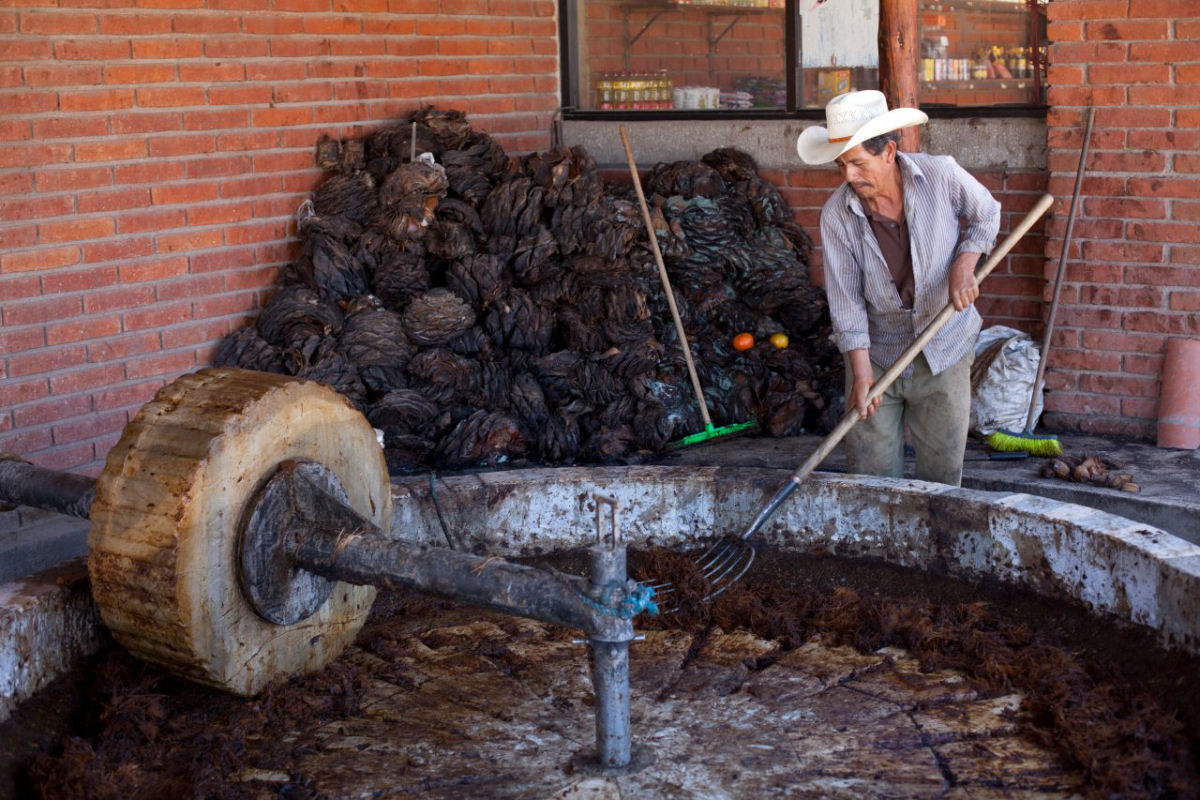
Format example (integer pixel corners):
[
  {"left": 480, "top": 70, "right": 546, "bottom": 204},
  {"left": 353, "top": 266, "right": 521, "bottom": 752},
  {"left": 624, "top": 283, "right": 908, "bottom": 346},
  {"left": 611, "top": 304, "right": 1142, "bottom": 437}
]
[
  {"left": 286, "top": 526, "right": 631, "bottom": 644},
  {"left": 587, "top": 539, "right": 633, "bottom": 767},
  {"left": 0, "top": 458, "right": 96, "bottom": 519}
]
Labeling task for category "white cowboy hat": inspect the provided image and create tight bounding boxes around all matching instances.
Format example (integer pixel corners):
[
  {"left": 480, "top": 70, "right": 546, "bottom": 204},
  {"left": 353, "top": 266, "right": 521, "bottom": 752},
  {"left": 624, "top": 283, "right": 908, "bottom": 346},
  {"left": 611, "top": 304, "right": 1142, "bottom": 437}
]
[{"left": 795, "top": 90, "right": 928, "bottom": 165}]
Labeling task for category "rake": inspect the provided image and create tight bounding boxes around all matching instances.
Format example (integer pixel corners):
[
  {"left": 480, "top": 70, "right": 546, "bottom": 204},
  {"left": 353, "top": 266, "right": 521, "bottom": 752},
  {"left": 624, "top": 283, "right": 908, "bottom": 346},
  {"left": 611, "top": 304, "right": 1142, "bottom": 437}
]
[{"left": 663, "top": 193, "right": 1055, "bottom": 605}]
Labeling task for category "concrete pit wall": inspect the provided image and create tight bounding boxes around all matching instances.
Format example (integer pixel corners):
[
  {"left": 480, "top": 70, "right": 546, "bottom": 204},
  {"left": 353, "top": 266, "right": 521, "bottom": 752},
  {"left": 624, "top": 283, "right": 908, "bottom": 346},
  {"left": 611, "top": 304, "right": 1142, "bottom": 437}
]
[
  {"left": 4, "top": 466, "right": 1200, "bottom": 722},
  {"left": 392, "top": 465, "right": 1200, "bottom": 655}
]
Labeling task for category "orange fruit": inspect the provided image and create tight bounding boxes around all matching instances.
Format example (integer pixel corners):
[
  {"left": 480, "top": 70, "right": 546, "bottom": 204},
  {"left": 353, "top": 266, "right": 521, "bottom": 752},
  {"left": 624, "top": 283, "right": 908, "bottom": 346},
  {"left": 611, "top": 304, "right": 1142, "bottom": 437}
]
[
  {"left": 732, "top": 332, "right": 754, "bottom": 351},
  {"left": 769, "top": 332, "right": 789, "bottom": 349}
]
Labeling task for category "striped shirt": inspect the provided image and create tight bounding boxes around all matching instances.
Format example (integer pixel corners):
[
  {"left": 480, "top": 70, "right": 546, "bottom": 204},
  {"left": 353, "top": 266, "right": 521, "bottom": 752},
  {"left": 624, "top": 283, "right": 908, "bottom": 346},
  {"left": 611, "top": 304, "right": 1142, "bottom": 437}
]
[{"left": 820, "top": 152, "right": 1001, "bottom": 376}]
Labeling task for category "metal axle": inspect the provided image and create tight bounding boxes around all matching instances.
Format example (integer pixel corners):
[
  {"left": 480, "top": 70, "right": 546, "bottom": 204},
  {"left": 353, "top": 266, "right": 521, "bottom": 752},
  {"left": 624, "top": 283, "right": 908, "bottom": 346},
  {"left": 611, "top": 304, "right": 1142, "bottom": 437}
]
[{"left": 0, "top": 457, "right": 95, "bottom": 519}]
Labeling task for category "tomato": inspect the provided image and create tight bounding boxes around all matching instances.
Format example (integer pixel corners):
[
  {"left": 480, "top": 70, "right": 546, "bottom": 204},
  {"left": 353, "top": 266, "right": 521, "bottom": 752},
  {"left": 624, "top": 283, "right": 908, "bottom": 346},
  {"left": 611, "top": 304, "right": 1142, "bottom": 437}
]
[
  {"left": 732, "top": 333, "right": 754, "bottom": 351},
  {"left": 769, "top": 332, "right": 789, "bottom": 349}
]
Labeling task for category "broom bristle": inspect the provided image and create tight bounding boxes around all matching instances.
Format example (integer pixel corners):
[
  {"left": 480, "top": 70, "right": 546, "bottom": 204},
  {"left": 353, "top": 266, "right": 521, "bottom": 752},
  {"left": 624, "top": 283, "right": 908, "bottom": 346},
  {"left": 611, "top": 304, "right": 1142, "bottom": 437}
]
[{"left": 986, "top": 429, "right": 1063, "bottom": 457}]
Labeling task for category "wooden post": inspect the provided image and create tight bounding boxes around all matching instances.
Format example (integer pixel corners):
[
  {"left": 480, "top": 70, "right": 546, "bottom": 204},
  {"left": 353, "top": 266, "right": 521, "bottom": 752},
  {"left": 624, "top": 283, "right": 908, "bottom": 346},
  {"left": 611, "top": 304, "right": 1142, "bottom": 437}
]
[{"left": 879, "top": 0, "right": 920, "bottom": 153}]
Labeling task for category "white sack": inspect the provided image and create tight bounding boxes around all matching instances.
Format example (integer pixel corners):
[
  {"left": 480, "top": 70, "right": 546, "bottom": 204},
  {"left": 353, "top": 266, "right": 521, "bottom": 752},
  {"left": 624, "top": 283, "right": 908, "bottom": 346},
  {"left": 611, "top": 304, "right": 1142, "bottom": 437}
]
[{"left": 969, "top": 325, "right": 1043, "bottom": 437}]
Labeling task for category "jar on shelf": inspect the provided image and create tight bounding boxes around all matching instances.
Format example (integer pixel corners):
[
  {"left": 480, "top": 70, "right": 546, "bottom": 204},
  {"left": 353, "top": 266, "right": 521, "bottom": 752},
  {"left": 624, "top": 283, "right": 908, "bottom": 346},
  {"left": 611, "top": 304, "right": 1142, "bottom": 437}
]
[{"left": 596, "top": 73, "right": 613, "bottom": 110}]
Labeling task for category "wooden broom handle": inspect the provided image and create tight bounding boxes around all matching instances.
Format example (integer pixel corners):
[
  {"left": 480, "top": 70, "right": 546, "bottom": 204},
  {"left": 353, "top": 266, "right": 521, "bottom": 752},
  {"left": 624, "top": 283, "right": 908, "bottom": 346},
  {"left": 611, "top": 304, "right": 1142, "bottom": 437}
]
[
  {"left": 619, "top": 125, "right": 714, "bottom": 430},
  {"left": 1025, "top": 107, "right": 1093, "bottom": 433}
]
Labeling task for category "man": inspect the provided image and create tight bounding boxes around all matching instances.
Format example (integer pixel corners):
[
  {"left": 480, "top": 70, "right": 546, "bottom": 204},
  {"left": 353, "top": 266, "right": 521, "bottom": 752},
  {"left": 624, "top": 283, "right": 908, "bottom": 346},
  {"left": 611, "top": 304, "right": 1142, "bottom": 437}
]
[{"left": 797, "top": 90, "right": 1000, "bottom": 486}]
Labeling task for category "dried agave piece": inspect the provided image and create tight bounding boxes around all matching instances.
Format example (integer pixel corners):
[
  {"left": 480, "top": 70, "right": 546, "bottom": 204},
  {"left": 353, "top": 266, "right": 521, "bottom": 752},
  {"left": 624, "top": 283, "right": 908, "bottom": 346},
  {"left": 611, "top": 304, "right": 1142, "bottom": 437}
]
[
  {"left": 512, "top": 227, "right": 560, "bottom": 287},
  {"left": 382, "top": 433, "right": 435, "bottom": 474},
  {"left": 509, "top": 371, "right": 549, "bottom": 431},
  {"left": 582, "top": 425, "right": 636, "bottom": 462},
  {"left": 365, "top": 122, "right": 440, "bottom": 180},
  {"left": 436, "top": 197, "right": 484, "bottom": 237},
  {"left": 471, "top": 359, "right": 513, "bottom": 411},
  {"left": 434, "top": 410, "right": 526, "bottom": 468},
  {"left": 446, "top": 253, "right": 506, "bottom": 308},
  {"left": 293, "top": 227, "right": 370, "bottom": 303},
  {"left": 315, "top": 134, "right": 342, "bottom": 170},
  {"left": 256, "top": 284, "right": 343, "bottom": 349},
  {"left": 212, "top": 326, "right": 285, "bottom": 374},
  {"left": 294, "top": 340, "right": 367, "bottom": 409},
  {"left": 441, "top": 138, "right": 508, "bottom": 207},
  {"left": 535, "top": 350, "right": 587, "bottom": 412},
  {"left": 425, "top": 218, "right": 476, "bottom": 260},
  {"left": 371, "top": 244, "right": 431, "bottom": 311},
  {"left": 763, "top": 388, "right": 809, "bottom": 438},
  {"left": 402, "top": 288, "right": 476, "bottom": 346},
  {"left": 700, "top": 147, "right": 761, "bottom": 184},
  {"left": 483, "top": 289, "right": 552, "bottom": 354},
  {"left": 632, "top": 401, "right": 673, "bottom": 450},
  {"left": 481, "top": 176, "right": 534, "bottom": 238},
  {"left": 556, "top": 307, "right": 609, "bottom": 354},
  {"left": 368, "top": 388, "right": 439, "bottom": 435},
  {"left": 377, "top": 155, "right": 450, "bottom": 239},
  {"left": 338, "top": 296, "right": 415, "bottom": 395},
  {"left": 312, "top": 171, "right": 376, "bottom": 222},
  {"left": 598, "top": 394, "right": 637, "bottom": 427},
  {"left": 537, "top": 412, "right": 580, "bottom": 463},
  {"left": 447, "top": 326, "right": 492, "bottom": 357},
  {"left": 644, "top": 159, "right": 727, "bottom": 200},
  {"left": 410, "top": 106, "right": 473, "bottom": 152},
  {"left": 406, "top": 348, "right": 480, "bottom": 405}
]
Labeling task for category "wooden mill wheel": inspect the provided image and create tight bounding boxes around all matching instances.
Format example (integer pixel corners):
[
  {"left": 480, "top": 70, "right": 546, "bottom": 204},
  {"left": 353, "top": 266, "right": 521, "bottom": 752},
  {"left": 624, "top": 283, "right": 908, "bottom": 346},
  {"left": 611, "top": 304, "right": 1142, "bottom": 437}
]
[{"left": 88, "top": 367, "right": 392, "bottom": 696}]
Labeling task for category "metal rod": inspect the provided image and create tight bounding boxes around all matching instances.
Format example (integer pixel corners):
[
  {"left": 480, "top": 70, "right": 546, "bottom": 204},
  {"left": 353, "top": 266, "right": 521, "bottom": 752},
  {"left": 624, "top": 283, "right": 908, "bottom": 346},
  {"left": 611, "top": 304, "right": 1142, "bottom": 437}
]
[
  {"left": 287, "top": 525, "right": 631, "bottom": 643},
  {"left": 1024, "top": 107, "right": 1093, "bottom": 434},
  {"left": 0, "top": 458, "right": 96, "bottom": 519},
  {"left": 740, "top": 193, "right": 1056, "bottom": 541},
  {"left": 587, "top": 501, "right": 632, "bottom": 768}
]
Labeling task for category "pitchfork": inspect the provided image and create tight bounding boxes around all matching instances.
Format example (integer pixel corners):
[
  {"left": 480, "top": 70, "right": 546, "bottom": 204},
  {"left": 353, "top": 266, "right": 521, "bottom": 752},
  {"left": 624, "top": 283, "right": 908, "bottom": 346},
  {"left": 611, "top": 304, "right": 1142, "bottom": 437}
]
[{"left": 661, "top": 192, "right": 1055, "bottom": 606}]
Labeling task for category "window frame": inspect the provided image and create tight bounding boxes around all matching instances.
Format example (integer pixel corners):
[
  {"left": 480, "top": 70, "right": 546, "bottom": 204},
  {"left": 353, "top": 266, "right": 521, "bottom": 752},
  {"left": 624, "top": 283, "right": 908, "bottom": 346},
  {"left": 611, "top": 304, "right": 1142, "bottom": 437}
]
[{"left": 556, "top": 0, "right": 1047, "bottom": 120}]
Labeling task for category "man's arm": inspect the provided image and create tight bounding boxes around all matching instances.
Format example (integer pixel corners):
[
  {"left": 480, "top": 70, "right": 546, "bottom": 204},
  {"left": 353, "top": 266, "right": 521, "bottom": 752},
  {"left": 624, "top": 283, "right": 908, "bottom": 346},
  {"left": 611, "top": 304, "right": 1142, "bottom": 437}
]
[
  {"left": 948, "top": 251, "right": 981, "bottom": 311},
  {"left": 846, "top": 347, "right": 881, "bottom": 418},
  {"left": 820, "top": 207, "right": 870, "bottom": 353},
  {"left": 949, "top": 158, "right": 1001, "bottom": 259},
  {"left": 946, "top": 157, "right": 999, "bottom": 311},
  {"left": 820, "top": 204, "right": 879, "bottom": 418}
]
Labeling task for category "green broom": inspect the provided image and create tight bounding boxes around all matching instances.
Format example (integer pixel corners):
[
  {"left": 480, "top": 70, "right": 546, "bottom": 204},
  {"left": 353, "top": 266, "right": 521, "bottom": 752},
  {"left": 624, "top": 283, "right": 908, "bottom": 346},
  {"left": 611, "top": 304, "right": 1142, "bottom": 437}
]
[
  {"left": 988, "top": 107, "right": 1095, "bottom": 458},
  {"left": 619, "top": 126, "right": 758, "bottom": 448}
]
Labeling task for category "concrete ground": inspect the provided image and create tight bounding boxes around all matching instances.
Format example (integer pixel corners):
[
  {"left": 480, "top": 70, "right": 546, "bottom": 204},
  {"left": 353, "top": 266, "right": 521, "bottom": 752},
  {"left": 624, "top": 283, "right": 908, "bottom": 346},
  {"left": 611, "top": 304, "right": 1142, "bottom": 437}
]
[{"left": 655, "top": 431, "right": 1200, "bottom": 546}]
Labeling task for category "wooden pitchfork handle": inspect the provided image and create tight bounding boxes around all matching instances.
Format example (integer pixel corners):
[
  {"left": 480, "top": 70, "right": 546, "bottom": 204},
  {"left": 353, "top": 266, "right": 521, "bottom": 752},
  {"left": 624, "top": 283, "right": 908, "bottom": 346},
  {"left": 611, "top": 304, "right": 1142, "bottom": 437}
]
[
  {"left": 739, "top": 192, "right": 1055, "bottom": 541},
  {"left": 619, "top": 125, "right": 714, "bottom": 431}
]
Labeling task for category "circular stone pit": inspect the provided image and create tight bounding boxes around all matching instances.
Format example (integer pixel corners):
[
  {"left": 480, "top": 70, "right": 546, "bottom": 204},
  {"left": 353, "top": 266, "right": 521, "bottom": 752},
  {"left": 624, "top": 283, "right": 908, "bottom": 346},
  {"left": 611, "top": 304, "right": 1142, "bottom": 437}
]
[{"left": 8, "top": 465, "right": 1200, "bottom": 798}]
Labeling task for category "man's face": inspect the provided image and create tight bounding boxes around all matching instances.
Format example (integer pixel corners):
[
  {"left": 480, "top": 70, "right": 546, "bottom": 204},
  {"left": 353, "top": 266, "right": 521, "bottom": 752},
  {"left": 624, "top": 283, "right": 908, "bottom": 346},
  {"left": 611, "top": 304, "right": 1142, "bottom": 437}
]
[{"left": 834, "top": 142, "right": 896, "bottom": 202}]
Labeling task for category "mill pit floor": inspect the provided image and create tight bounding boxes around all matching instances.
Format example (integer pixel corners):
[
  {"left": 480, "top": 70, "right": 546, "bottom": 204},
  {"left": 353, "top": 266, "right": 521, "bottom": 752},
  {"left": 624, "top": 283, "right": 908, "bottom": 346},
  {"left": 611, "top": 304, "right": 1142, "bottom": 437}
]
[{"left": 7, "top": 549, "right": 1198, "bottom": 799}]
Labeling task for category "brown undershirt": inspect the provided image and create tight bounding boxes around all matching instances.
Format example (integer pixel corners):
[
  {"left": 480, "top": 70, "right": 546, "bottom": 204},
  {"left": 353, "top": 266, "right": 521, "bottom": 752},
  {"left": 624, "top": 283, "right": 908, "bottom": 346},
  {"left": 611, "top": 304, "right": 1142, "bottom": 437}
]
[{"left": 867, "top": 209, "right": 914, "bottom": 309}]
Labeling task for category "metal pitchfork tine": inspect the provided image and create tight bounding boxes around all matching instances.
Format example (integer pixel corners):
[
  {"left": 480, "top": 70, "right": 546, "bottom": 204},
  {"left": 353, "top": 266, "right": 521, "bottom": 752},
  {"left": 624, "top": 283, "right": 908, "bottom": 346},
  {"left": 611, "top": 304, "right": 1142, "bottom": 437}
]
[
  {"left": 647, "top": 536, "right": 757, "bottom": 607},
  {"left": 669, "top": 193, "right": 1056, "bottom": 605}
]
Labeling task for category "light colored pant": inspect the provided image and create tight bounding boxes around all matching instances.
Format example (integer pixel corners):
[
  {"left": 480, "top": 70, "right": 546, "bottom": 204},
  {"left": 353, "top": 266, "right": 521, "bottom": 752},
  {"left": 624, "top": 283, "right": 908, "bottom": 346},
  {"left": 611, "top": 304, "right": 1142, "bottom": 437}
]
[{"left": 843, "top": 350, "right": 973, "bottom": 487}]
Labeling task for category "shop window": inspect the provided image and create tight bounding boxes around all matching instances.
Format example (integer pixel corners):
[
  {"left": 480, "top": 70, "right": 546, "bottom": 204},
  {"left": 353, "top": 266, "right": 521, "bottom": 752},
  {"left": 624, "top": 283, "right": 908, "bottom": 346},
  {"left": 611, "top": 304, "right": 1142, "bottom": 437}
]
[
  {"left": 919, "top": 0, "right": 1047, "bottom": 107},
  {"left": 561, "top": 0, "right": 881, "bottom": 113},
  {"left": 560, "top": 0, "right": 1046, "bottom": 115}
]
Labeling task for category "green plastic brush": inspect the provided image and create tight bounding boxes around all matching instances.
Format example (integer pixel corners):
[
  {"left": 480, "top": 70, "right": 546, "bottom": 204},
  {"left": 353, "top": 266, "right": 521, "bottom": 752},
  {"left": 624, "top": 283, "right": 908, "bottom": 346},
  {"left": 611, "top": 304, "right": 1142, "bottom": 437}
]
[
  {"left": 669, "top": 419, "right": 759, "bottom": 449},
  {"left": 987, "top": 107, "right": 1094, "bottom": 460},
  {"left": 621, "top": 125, "right": 759, "bottom": 450}
]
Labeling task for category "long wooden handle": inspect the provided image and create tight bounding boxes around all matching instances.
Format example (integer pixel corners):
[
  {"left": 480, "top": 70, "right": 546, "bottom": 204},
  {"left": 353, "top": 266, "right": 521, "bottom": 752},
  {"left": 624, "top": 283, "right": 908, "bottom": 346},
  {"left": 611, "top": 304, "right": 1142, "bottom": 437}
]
[
  {"left": 619, "top": 125, "right": 713, "bottom": 430},
  {"left": 1025, "top": 107, "right": 1093, "bottom": 433},
  {"left": 740, "top": 191, "right": 1055, "bottom": 540}
]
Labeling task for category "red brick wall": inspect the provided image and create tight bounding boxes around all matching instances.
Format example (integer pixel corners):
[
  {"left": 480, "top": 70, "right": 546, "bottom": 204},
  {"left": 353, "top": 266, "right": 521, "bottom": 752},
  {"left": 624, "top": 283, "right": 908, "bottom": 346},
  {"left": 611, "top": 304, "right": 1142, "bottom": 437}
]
[
  {"left": 1041, "top": 0, "right": 1198, "bottom": 438},
  {"left": 0, "top": 0, "right": 559, "bottom": 475}
]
